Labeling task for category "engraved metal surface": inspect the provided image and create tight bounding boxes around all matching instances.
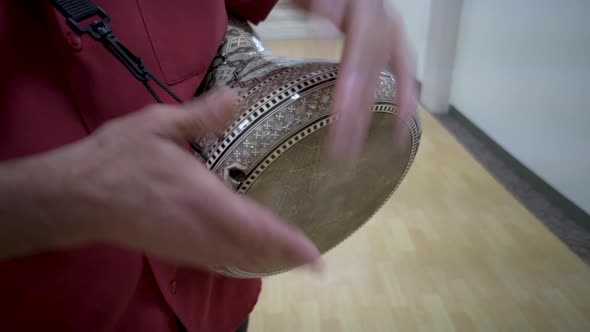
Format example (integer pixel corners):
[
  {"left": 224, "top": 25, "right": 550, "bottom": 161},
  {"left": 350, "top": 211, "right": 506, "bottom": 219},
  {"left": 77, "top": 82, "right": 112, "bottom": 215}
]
[{"left": 195, "top": 17, "right": 422, "bottom": 278}]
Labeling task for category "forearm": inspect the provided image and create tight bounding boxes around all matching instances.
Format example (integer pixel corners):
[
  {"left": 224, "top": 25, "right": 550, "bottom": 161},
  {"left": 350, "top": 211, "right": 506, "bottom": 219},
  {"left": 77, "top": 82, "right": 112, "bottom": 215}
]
[{"left": 0, "top": 149, "right": 90, "bottom": 261}]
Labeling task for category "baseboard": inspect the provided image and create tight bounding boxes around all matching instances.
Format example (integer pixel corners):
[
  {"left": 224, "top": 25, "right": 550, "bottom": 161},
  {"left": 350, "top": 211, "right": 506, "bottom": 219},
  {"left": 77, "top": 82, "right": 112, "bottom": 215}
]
[
  {"left": 415, "top": 80, "right": 422, "bottom": 96},
  {"left": 447, "top": 105, "right": 590, "bottom": 231}
]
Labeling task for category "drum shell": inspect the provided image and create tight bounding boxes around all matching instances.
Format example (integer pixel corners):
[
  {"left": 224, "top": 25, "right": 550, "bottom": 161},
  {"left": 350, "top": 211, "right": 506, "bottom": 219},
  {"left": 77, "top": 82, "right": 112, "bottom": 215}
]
[{"left": 193, "top": 18, "right": 422, "bottom": 278}]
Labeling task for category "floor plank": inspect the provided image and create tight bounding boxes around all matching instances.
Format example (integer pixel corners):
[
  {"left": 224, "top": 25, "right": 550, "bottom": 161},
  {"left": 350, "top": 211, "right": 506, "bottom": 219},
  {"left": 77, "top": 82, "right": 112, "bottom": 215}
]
[{"left": 246, "top": 39, "right": 590, "bottom": 332}]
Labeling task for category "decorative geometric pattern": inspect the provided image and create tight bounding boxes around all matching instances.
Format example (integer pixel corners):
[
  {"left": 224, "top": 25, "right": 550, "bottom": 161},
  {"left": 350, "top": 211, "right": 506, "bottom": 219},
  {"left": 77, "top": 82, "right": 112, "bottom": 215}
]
[
  {"left": 233, "top": 103, "right": 408, "bottom": 195},
  {"left": 199, "top": 68, "right": 339, "bottom": 167},
  {"left": 213, "top": 86, "right": 334, "bottom": 180},
  {"left": 195, "top": 16, "right": 423, "bottom": 278},
  {"left": 376, "top": 72, "right": 396, "bottom": 100},
  {"left": 195, "top": 17, "right": 417, "bottom": 174}
]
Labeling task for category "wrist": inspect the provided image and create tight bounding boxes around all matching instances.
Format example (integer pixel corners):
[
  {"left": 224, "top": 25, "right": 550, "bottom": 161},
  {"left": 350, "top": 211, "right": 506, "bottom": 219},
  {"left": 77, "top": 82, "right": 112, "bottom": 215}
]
[{"left": 0, "top": 143, "right": 97, "bottom": 259}]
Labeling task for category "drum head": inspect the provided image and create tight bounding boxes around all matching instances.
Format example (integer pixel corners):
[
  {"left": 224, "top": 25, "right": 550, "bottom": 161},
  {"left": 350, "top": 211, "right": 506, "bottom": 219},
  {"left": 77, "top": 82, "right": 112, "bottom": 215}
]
[
  {"left": 223, "top": 111, "right": 415, "bottom": 277},
  {"left": 195, "top": 16, "right": 422, "bottom": 278}
]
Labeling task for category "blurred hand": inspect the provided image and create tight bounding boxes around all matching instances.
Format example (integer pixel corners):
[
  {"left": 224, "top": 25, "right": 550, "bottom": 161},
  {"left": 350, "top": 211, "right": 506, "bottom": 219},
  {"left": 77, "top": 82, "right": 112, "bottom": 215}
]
[
  {"left": 293, "top": 0, "right": 418, "bottom": 160},
  {"left": 29, "top": 88, "right": 321, "bottom": 272}
]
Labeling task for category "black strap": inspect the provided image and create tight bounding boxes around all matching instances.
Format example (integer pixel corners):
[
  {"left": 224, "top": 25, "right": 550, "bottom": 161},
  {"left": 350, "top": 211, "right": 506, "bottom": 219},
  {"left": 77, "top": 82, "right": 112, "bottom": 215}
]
[
  {"left": 49, "top": 0, "right": 206, "bottom": 158},
  {"left": 51, "top": 0, "right": 101, "bottom": 22}
]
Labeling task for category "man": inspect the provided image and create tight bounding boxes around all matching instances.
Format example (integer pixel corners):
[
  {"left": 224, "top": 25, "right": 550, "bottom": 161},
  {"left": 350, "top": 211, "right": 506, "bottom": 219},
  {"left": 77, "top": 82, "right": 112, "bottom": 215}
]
[{"left": 0, "top": 0, "right": 415, "bottom": 331}]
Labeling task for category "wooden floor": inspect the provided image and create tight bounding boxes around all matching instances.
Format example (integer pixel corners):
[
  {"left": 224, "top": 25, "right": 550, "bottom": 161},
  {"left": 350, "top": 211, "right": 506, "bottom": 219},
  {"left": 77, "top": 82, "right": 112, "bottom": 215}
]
[{"left": 248, "top": 39, "right": 590, "bottom": 332}]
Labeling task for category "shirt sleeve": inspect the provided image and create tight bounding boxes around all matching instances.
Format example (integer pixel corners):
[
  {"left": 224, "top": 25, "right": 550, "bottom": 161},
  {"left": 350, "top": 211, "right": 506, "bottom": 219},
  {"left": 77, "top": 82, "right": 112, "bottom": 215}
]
[{"left": 225, "top": 0, "right": 279, "bottom": 25}]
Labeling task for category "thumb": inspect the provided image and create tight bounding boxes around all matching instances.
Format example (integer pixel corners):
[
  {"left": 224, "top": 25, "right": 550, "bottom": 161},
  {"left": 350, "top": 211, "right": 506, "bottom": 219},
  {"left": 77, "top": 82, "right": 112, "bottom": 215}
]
[{"left": 154, "top": 87, "right": 237, "bottom": 142}]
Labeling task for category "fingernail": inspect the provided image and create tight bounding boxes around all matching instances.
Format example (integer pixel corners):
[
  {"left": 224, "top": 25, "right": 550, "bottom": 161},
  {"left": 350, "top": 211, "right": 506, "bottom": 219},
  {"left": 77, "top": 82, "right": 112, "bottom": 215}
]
[
  {"left": 308, "top": 259, "right": 325, "bottom": 274},
  {"left": 279, "top": 237, "right": 320, "bottom": 267}
]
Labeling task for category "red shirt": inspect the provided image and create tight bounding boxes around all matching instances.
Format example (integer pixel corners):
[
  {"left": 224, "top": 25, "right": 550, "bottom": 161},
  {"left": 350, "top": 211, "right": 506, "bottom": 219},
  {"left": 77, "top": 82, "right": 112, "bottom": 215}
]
[{"left": 0, "top": 1, "right": 277, "bottom": 331}]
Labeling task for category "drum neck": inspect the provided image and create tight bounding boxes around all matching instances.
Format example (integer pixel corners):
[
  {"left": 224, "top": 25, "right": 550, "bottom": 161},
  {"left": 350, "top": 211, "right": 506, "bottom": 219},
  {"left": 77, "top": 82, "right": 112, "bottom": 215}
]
[
  {"left": 198, "top": 16, "right": 274, "bottom": 92},
  {"left": 227, "top": 16, "right": 268, "bottom": 53}
]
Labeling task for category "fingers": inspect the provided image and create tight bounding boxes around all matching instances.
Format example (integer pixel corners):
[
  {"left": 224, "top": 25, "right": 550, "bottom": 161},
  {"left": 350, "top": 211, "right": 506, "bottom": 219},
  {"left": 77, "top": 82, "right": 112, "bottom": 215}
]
[
  {"left": 319, "top": 1, "right": 417, "bottom": 160},
  {"left": 327, "top": 3, "right": 390, "bottom": 161},
  {"left": 137, "top": 84, "right": 319, "bottom": 271},
  {"left": 192, "top": 169, "right": 321, "bottom": 271},
  {"left": 221, "top": 196, "right": 322, "bottom": 270},
  {"left": 384, "top": 15, "right": 418, "bottom": 147},
  {"left": 151, "top": 87, "right": 238, "bottom": 143}
]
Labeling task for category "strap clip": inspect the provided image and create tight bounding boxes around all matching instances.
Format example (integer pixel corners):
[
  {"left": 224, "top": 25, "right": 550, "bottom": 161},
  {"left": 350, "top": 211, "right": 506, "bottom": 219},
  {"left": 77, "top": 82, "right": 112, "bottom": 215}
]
[{"left": 65, "top": 6, "right": 111, "bottom": 40}]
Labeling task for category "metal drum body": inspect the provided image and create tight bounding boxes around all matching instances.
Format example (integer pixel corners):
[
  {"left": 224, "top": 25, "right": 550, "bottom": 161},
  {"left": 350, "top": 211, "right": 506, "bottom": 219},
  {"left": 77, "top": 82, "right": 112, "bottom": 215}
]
[{"left": 194, "top": 18, "right": 422, "bottom": 278}]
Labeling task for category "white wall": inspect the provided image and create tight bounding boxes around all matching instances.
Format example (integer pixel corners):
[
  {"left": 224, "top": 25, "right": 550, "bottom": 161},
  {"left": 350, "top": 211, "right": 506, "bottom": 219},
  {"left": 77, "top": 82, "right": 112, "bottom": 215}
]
[
  {"left": 254, "top": 0, "right": 340, "bottom": 40},
  {"left": 256, "top": 0, "right": 433, "bottom": 81},
  {"left": 449, "top": 0, "right": 590, "bottom": 214},
  {"left": 385, "top": 0, "right": 432, "bottom": 81}
]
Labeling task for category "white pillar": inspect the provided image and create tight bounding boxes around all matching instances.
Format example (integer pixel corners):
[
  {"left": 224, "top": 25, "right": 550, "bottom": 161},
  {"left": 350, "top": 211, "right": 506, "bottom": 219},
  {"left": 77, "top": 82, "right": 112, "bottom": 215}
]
[{"left": 420, "top": 0, "right": 464, "bottom": 113}]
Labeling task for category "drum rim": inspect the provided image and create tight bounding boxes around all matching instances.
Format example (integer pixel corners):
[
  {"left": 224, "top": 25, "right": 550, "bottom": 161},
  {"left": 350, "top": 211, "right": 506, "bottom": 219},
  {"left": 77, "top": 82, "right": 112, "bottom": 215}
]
[
  {"left": 202, "top": 65, "right": 340, "bottom": 170},
  {"left": 198, "top": 19, "right": 424, "bottom": 278},
  {"left": 214, "top": 109, "right": 422, "bottom": 278}
]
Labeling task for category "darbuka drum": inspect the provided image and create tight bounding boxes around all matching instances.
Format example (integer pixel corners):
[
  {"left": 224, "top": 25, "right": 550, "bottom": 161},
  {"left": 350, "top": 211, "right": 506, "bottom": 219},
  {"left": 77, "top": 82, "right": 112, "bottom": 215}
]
[{"left": 192, "top": 17, "right": 422, "bottom": 278}]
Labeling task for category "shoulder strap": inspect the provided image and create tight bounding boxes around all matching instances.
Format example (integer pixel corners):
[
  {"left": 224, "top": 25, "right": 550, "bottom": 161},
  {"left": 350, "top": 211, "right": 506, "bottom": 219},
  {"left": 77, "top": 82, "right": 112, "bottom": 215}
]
[
  {"left": 49, "top": 0, "right": 182, "bottom": 104},
  {"left": 49, "top": 0, "right": 206, "bottom": 158}
]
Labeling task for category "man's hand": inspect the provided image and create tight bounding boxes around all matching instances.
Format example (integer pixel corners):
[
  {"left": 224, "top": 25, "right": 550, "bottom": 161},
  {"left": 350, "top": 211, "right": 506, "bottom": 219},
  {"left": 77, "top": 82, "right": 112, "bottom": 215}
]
[
  {"left": 293, "top": 0, "right": 418, "bottom": 160},
  {"left": 0, "top": 88, "right": 321, "bottom": 272}
]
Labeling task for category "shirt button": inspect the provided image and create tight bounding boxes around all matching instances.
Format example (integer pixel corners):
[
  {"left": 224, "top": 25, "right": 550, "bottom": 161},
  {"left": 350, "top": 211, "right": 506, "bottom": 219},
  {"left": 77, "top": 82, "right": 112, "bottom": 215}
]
[
  {"left": 65, "top": 31, "right": 83, "bottom": 51},
  {"left": 169, "top": 280, "right": 177, "bottom": 294}
]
